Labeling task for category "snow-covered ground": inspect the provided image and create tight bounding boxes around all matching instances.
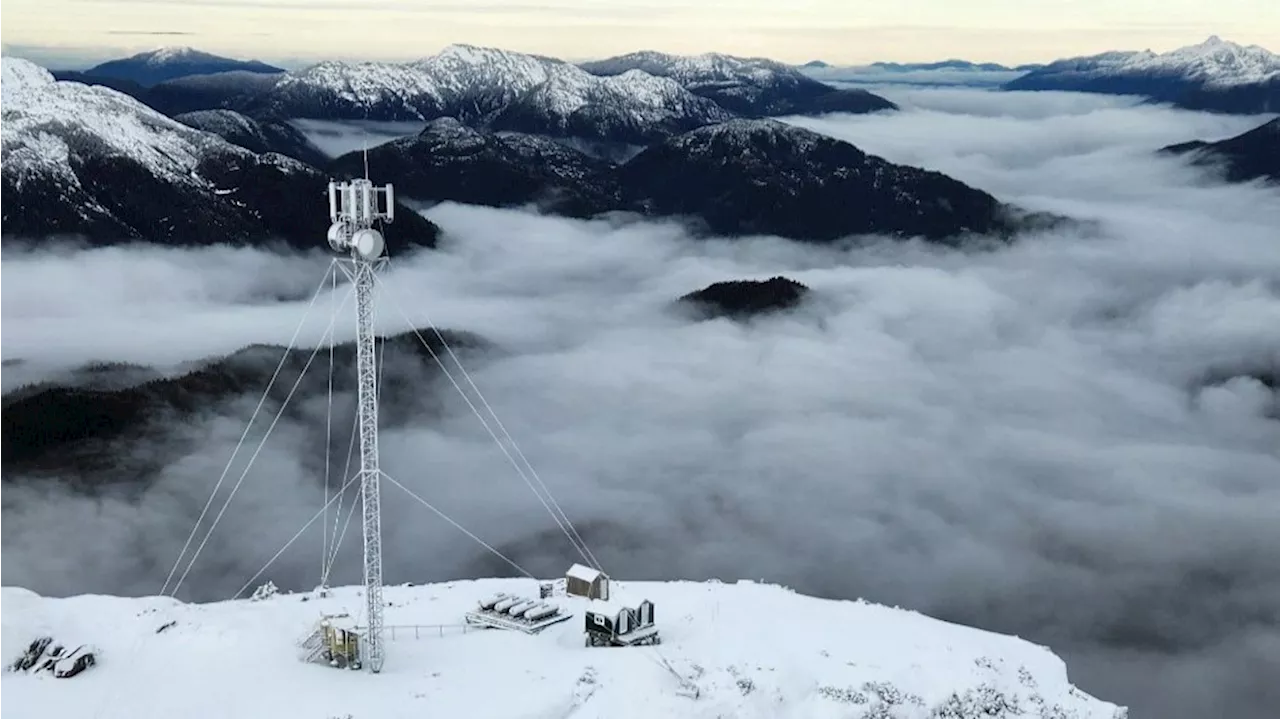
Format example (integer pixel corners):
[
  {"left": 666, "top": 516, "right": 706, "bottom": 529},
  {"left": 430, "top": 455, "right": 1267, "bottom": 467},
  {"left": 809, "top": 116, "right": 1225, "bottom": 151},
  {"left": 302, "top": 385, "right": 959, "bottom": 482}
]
[{"left": 3, "top": 579, "right": 1124, "bottom": 719}]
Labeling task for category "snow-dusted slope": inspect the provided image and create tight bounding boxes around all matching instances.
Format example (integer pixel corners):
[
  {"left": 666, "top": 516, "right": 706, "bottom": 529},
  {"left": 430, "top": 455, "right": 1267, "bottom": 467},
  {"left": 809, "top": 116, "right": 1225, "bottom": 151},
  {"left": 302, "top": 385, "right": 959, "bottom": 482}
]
[
  {"left": 412, "top": 43, "right": 565, "bottom": 121},
  {"left": 1005, "top": 37, "right": 1280, "bottom": 113},
  {"left": 488, "top": 66, "right": 733, "bottom": 144},
  {"left": 263, "top": 60, "right": 449, "bottom": 121},
  {"left": 174, "top": 109, "right": 329, "bottom": 166},
  {"left": 248, "top": 44, "right": 731, "bottom": 145},
  {"left": 0, "top": 57, "right": 439, "bottom": 247},
  {"left": 2, "top": 56, "right": 242, "bottom": 191},
  {"left": 580, "top": 50, "right": 897, "bottom": 116},
  {"left": 82, "top": 46, "right": 284, "bottom": 87},
  {"left": 1, "top": 580, "right": 1125, "bottom": 719}
]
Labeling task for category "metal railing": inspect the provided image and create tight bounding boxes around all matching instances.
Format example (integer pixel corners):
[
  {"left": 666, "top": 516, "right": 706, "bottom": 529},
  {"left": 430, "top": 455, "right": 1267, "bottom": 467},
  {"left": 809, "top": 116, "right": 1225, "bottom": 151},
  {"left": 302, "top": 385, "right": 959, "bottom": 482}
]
[{"left": 353, "top": 624, "right": 478, "bottom": 640}]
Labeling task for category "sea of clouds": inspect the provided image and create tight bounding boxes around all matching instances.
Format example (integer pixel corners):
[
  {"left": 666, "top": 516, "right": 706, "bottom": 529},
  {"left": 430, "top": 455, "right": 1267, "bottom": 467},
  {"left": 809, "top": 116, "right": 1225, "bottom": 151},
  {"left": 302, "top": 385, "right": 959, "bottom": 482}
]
[{"left": 3, "top": 86, "right": 1278, "bottom": 718}]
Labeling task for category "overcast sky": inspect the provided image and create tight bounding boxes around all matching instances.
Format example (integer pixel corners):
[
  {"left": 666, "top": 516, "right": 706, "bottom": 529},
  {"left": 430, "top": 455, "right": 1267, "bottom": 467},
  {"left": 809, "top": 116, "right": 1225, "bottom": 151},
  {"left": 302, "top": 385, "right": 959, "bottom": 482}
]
[{"left": 2, "top": 0, "right": 1277, "bottom": 68}]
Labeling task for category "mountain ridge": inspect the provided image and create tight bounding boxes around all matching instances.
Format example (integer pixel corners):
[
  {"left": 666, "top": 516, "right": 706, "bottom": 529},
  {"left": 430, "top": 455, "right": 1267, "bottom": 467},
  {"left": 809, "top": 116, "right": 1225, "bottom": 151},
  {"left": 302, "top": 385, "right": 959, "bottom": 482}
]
[
  {"left": 326, "top": 117, "right": 1029, "bottom": 243},
  {"left": 1160, "top": 117, "right": 1280, "bottom": 184},
  {"left": 0, "top": 58, "right": 439, "bottom": 249},
  {"left": 1004, "top": 36, "right": 1280, "bottom": 113},
  {"left": 578, "top": 50, "right": 898, "bottom": 116}
]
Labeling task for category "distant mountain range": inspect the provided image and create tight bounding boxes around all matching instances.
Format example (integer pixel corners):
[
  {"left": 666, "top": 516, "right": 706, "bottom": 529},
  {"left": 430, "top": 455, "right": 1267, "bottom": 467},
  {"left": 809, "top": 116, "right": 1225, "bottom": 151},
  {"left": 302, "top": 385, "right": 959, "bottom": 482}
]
[
  {"left": 1160, "top": 117, "right": 1280, "bottom": 184},
  {"left": 798, "top": 59, "right": 1036, "bottom": 88},
  {"left": 63, "top": 47, "right": 283, "bottom": 87},
  {"left": 871, "top": 60, "right": 1043, "bottom": 73},
  {"left": 1004, "top": 36, "right": 1280, "bottom": 113},
  {"left": 37, "top": 44, "right": 897, "bottom": 156},
  {"left": 2, "top": 57, "right": 1041, "bottom": 248},
  {"left": 803, "top": 59, "right": 1043, "bottom": 73},
  {"left": 578, "top": 51, "right": 896, "bottom": 116}
]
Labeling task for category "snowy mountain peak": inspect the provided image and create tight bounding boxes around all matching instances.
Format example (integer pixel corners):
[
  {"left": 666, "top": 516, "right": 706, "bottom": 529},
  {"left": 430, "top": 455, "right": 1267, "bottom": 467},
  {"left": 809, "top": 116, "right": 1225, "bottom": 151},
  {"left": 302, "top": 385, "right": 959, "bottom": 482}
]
[
  {"left": 2, "top": 63, "right": 239, "bottom": 188},
  {"left": 1035, "top": 36, "right": 1278, "bottom": 87},
  {"left": 429, "top": 43, "right": 564, "bottom": 67},
  {"left": 1139, "top": 36, "right": 1278, "bottom": 86},
  {"left": 145, "top": 46, "right": 207, "bottom": 64},
  {"left": 2, "top": 57, "right": 56, "bottom": 103},
  {"left": 414, "top": 44, "right": 560, "bottom": 101},
  {"left": 582, "top": 50, "right": 799, "bottom": 84}
]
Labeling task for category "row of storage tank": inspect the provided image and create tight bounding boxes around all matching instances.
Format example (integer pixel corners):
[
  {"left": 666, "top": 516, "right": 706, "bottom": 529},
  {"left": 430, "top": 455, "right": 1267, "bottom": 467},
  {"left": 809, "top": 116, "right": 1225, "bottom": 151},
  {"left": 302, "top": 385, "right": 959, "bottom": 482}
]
[{"left": 479, "top": 593, "right": 560, "bottom": 621}]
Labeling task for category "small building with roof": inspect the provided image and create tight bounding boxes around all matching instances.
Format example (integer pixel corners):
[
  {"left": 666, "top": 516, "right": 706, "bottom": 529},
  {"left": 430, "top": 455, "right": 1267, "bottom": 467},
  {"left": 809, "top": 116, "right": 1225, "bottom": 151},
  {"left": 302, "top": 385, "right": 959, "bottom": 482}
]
[{"left": 565, "top": 563, "right": 610, "bottom": 600}]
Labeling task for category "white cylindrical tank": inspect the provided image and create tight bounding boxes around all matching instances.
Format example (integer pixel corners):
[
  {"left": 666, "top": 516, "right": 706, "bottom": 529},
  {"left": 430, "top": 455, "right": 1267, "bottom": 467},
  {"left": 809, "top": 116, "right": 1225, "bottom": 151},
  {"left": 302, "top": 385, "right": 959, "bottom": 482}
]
[
  {"left": 494, "top": 597, "right": 519, "bottom": 612},
  {"left": 508, "top": 601, "right": 537, "bottom": 616},
  {"left": 526, "top": 604, "right": 557, "bottom": 621}
]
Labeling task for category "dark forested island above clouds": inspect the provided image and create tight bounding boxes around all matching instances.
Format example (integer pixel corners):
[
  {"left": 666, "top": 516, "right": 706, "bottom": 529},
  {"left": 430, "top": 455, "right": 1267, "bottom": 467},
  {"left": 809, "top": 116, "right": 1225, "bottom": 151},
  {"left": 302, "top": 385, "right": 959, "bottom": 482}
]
[{"left": 1160, "top": 117, "right": 1280, "bottom": 184}]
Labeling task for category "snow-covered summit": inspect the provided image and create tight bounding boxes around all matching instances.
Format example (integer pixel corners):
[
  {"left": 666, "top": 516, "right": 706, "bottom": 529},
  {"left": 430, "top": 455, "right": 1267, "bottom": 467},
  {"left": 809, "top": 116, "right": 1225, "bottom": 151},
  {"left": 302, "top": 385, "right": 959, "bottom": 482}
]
[
  {"left": 140, "top": 46, "right": 216, "bottom": 65},
  {"left": 2, "top": 56, "right": 55, "bottom": 103},
  {"left": 80, "top": 47, "right": 284, "bottom": 87},
  {"left": 1008, "top": 35, "right": 1280, "bottom": 102},
  {"left": 581, "top": 50, "right": 798, "bottom": 86},
  {"left": 1005, "top": 36, "right": 1279, "bottom": 112},
  {"left": 1, "top": 56, "right": 234, "bottom": 186},
  {"left": 1, "top": 580, "right": 1125, "bottom": 719},
  {"left": 1136, "top": 35, "right": 1279, "bottom": 86},
  {"left": 1041, "top": 36, "right": 1279, "bottom": 87}
]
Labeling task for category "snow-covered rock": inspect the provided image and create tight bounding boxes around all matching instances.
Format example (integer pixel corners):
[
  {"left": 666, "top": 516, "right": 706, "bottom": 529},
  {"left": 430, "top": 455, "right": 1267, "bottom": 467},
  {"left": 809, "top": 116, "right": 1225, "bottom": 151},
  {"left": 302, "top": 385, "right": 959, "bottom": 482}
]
[
  {"left": 580, "top": 50, "right": 898, "bottom": 116},
  {"left": 1005, "top": 36, "right": 1280, "bottom": 113},
  {"left": 0, "top": 57, "right": 438, "bottom": 247},
  {"left": 79, "top": 46, "right": 284, "bottom": 87},
  {"left": 0, "top": 581, "right": 1125, "bottom": 719}
]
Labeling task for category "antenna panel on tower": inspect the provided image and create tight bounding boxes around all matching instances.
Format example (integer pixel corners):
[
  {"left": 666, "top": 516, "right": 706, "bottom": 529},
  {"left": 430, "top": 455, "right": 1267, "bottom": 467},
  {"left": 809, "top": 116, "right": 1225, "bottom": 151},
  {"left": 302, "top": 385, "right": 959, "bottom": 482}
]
[{"left": 328, "top": 180, "right": 395, "bottom": 226}]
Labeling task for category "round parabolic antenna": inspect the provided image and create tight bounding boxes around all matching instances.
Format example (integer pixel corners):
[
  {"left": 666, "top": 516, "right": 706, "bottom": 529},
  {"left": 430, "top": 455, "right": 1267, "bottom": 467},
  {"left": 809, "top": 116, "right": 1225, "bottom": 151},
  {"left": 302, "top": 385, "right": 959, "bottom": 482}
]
[
  {"left": 327, "top": 222, "right": 349, "bottom": 252},
  {"left": 351, "top": 229, "right": 385, "bottom": 259}
]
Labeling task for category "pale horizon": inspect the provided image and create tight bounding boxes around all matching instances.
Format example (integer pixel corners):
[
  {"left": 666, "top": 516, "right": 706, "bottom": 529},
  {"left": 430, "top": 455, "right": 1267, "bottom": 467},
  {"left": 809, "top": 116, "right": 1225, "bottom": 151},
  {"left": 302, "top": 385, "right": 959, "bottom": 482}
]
[{"left": 2, "top": 0, "right": 1277, "bottom": 70}]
